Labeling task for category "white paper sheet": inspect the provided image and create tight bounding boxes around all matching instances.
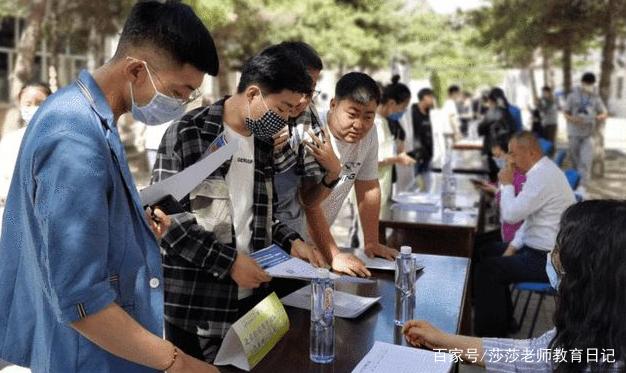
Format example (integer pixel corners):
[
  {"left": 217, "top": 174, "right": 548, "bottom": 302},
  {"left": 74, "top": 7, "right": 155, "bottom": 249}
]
[
  {"left": 250, "top": 245, "right": 340, "bottom": 280},
  {"left": 352, "top": 341, "right": 453, "bottom": 373},
  {"left": 393, "top": 192, "right": 439, "bottom": 204},
  {"left": 214, "top": 327, "right": 249, "bottom": 370},
  {"left": 280, "top": 285, "right": 380, "bottom": 318},
  {"left": 214, "top": 293, "right": 289, "bottom": 371},
  {"left": 354, "top": 249, "right": 424, "bottom": 272},
  {"left": 139, "top": 137, "right": 238, "bottom": 206}
]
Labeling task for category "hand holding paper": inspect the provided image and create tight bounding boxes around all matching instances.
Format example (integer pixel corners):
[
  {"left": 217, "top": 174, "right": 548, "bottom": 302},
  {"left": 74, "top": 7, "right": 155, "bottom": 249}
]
[{"left": 230, "top": 254, "right": 272, "bottom": 289}]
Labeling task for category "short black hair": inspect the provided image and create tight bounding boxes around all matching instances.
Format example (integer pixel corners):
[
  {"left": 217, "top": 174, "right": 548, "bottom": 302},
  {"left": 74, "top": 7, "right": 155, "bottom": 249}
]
[
  {"left": 488, "top": 87, "right": 509, "bottom": 105},
  {"left": 494, "top": 133, "right": 512, "bottom": 152},
  {"left": 542, "top": 86, "right": 552, "bottom": 92},
  {"left": 418, "top": 88, "right": 434, "bottom": 101},
  {"left": 381, "top": 76, "right": 411, "bottom": 104},
  {"left": 582, "top": 72, "right": 596, "bottom": 84},
  {"left": 335, "top": 72, "right": 381, "bottom": 105},
  {"left": 115, "top": 0, "right": 219, "bottom": 76},
  {"left": 448, "top": 85, "right": 460, "bottom": 95},
  {"left": 237, "top": 45, "right": 313, "bottom": 95},
  {"left": 276, "top": 41, "right": 323, "bottom": 71}
]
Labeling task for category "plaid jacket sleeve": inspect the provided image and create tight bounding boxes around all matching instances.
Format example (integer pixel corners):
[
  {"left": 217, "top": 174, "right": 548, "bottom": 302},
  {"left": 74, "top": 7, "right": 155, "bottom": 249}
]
[{"left": 152, "top": 110, "right": 237, "bottom": 278}]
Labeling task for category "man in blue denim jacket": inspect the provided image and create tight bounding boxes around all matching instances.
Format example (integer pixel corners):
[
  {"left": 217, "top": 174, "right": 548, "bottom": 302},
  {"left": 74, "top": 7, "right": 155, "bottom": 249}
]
[{"left": 0, "top": 2, "right": 220, "bottom": 372}]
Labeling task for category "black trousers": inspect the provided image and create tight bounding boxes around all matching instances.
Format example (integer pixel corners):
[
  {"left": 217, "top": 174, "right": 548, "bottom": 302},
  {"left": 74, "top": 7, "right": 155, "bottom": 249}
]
[{"left": 473, "top": 241, "right": 549, "bottom": 337}]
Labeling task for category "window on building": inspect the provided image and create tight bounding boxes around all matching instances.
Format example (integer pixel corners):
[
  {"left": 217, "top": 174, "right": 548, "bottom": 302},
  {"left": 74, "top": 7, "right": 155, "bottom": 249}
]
[
  {"left": 0, "top": 51, "right": 9, "bottom": 102},
  {"left": 0, "top": 18, "right": 16, "bottom": 48}
]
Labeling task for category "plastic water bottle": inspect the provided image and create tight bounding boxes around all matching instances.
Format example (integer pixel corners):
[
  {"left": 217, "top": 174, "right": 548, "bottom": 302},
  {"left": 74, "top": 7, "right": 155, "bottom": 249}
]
[
  {"left": 394, "top": 246, "right": 416, "bottom": 326},
  {"left": 310, "top": 268, "right": 335, "bottom": 364},
  {"left": 441, "top": 147, "right": 457, "bottom": 209}
]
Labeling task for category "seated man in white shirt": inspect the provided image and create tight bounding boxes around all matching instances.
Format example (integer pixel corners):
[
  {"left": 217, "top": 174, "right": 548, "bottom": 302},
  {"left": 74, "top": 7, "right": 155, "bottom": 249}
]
[
  {"left": 474, "top": 131, "right": 576, "bottom": 337},
  {"left": 304, "top": 72, "right": 399, "bottom": 269}
]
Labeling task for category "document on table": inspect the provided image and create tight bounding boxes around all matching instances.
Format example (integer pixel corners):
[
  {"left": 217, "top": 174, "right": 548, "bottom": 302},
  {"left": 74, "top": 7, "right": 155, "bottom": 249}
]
[
  {"left": 139, "top": 136, "right": 238, "bottom": 206},
  {"left": 250, "top": 245, "right": 337, "bottom": 280},
  {"left": 280, "top": 285, "right": 380, "bottom": 318},
  {"left": 354, "top": 249, "right": 424, "bottom": 272},
  {"left": 392, "top": 192, "right": 440, "bottom": 212},
  {"left": 352, "top": 341, "right": 453, "bottom": 373}
]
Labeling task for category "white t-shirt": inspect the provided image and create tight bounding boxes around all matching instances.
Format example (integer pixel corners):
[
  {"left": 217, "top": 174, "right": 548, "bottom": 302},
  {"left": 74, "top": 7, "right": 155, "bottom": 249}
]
[
  {"left": 442, "top": 99, "right": 459, "bottom": 135},
  {"left": 375, "top": 114, "right": 395, "bottom": 208},
  {"left": 223, "top": 124, "right": 255, "bottom": 299},
  {"left": 318, "top": 110, "right": 379, "bottom": 225}
]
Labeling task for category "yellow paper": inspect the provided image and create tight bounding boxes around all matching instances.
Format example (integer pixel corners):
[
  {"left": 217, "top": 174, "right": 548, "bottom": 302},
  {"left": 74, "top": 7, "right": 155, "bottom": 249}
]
[{"left": 231, "top": 292, "right": 290, "bottom": 368}]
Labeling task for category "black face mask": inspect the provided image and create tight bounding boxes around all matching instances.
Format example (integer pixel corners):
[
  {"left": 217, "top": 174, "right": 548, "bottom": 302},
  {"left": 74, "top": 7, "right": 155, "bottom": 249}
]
[{"left": 245, "top": 94, "right": 288, "bottom": 139}]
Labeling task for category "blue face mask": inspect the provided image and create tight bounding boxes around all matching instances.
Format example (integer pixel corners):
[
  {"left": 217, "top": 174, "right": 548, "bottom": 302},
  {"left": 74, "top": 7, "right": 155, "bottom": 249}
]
[
  {"left": 546, "top": 253, "right": 560, "bottom": 290},
  {"left": 130, "top": 61, "right": 186, "bottom": 126},
  {"left": 388, "top": 111, "right": 405, "bottom": 122},
  {"left": 494, "top": 157, "right": 507, "bottom": 170}
]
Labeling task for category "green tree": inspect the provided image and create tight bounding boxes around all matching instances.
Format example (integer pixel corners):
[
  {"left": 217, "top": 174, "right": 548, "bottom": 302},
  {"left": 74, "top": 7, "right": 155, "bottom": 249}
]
[
  {"left": 399, "top": 11, "right": 501, "bottom": 97},
  {"left": 471, "top": 0, "right": 601, "bottom": 95}
]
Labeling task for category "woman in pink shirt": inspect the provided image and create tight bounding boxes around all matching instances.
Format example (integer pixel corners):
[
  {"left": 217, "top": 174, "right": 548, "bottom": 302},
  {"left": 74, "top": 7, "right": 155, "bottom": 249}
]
[{"left": 476, "top": 136, "right": 526, "bottom": 243}]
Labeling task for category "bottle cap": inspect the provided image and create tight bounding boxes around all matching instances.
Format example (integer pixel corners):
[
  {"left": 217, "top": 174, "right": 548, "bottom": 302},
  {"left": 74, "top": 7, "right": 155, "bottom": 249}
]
[
  {"left": 316, "top": 268, "right": 330, "bottom": 279},
  {"left": 400, "top": 246, "right": 412, "bottom": 255}
]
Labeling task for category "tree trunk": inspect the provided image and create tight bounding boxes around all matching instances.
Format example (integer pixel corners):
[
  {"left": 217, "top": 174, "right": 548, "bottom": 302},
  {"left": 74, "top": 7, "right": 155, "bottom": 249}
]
[
  {"left": 528, "top": 67, "right": 538, "bottom": 102},
  {"left": 217, "top": 69, "right": 231, "bottom": 97},
  {"left": 11, "top": 0, "right": 48, "bottom": 102},
  {"left": 86, "top": 20, "right": 100, "bottom": 73},
  {"left": 562, "top": 43, "right": 573, "bottom": 95},
  {"left": 542, "top": 48, "right": 553, "bottom": 88},
  {"left": 598, "top": 0, "right": 621, "bottom": 105}
]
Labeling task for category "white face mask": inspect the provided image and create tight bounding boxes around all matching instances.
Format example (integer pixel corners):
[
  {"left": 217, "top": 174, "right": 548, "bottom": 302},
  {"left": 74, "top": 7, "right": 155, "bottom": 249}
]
[
  {"left": 20, "top": 106, "right": 39, "bottom": 125},
  {"left": 582, "top": 84, "right": 594, "bottom": 94},
  {"left": 130, "top": 61, "right": 186, "bottom": 126}
]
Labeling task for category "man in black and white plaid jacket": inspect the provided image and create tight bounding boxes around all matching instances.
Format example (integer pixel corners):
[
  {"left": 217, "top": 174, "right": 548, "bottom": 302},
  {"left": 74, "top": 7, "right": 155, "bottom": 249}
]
[{"left": 151, "top": 45, "right": 326, "bottom": 362}]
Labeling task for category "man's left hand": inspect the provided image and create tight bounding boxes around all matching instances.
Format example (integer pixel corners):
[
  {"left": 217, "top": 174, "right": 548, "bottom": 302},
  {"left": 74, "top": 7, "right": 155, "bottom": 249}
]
[
  {"left": 364, "top": 243, "right": 398, "bottom": 261},
  {"left": 291, "top": 240, "right": 328, "bottom": 268}
]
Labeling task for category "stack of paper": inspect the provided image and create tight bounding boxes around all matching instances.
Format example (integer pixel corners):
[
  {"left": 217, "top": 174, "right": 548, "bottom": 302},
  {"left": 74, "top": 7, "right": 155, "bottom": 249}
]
[
  {"left": 354, "top": 249, "right": 424, "bottom": 272},
  {"left": 392, "top": 192, "right": 440, "bottom": 212},
  {"left": 280, "top": 285, "right": 380, "bottom": 318},
  {"left": 352, "top": 341, "right": 453, "bottom": 373},
  {"left": 250, "top": 245, "right": 337, "bottom": 280}
]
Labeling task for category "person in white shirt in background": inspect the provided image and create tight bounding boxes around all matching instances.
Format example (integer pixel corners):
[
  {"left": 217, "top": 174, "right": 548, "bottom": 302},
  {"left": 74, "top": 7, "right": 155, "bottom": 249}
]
[
  {"left": 442, "top": 84, "right": 461, "bottom": 141},
  {"left": 473, "top": 131, "right": 576, "bottom": 337},
  {"left": 0, "top": 82, "right": 52, "bottom": 206},
  {"left": 305, "top": 72, "right": 399, "bottom": 264},
  {"left": 375, "top": 77, "right": 415, "bottom": 213}
]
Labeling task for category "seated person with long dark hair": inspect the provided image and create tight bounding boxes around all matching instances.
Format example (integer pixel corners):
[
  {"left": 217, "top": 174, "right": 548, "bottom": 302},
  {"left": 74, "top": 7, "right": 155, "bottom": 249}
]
[{"left": 403, "top": 199, "right": 625, "bottom": 372}]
